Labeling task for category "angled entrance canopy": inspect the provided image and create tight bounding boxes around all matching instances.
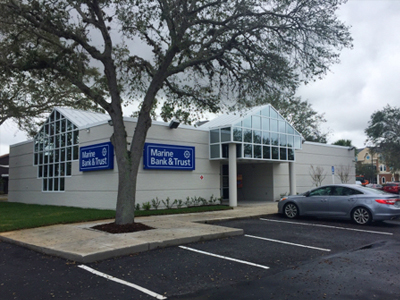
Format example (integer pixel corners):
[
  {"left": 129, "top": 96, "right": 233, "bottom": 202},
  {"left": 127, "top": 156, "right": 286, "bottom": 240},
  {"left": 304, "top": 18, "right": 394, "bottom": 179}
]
[{"left": 201, "top": 105, "right": 303, "bottom": 162}]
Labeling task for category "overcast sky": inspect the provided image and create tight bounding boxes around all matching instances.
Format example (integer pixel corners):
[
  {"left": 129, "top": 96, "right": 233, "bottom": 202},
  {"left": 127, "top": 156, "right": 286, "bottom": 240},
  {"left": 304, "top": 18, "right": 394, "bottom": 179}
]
[{"left": 1, "top": 0, "right": 399, "bottom": 155}]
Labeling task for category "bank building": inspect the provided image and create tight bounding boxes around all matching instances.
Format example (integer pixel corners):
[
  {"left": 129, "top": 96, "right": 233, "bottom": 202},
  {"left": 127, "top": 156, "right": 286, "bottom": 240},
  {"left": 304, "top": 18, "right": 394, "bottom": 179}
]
[{"left": 8, "top": 105, "right": 355, "bottom": 209}]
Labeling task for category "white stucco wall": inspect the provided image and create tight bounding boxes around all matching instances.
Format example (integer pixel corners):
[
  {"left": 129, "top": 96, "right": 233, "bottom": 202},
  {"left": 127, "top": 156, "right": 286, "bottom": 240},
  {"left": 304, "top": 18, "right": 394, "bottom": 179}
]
[
  {"left": 9, "top": 120, "right": 220, "bottom": 210},
  {"left": 271, "top": 142, "right": 356, "bottom": 200}
]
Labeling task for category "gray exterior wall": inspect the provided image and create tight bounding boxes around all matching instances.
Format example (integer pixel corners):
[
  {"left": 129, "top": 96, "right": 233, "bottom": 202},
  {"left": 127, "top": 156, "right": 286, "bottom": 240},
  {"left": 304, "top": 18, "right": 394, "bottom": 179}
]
[
  {"left": 272, "top": 142, "right": 356, "bottom": 200},
  {"left": 9, "top": 120, "right": 220, "bottom": 210},
  {"left": 9, "top": 122, "right": 355, "bottom": 209}
]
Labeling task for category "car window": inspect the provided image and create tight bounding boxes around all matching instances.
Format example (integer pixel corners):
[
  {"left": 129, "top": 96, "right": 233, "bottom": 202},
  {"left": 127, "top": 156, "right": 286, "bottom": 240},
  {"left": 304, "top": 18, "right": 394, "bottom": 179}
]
[
  {"left": 333, "top": 187, "right": 363, "bottom": 196},
  {"left": 309, "top": 186, "right": 334, "bottom": 196}
]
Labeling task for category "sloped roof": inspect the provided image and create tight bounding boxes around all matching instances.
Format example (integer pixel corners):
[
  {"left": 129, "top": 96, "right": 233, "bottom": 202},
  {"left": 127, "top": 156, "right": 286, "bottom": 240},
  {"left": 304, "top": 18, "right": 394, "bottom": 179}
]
[
  {"left": 200, "top": 106, "right": 263, "bottom": 129},
  {"left": 55, "top": 107, "right": 110, "bottom": 129}
]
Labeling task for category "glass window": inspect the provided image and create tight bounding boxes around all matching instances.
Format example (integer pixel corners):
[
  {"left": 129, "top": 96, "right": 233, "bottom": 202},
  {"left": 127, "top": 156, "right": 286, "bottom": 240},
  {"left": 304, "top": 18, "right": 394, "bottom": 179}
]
[
  {"left": 210, "top": 129, "right": 219, "bottom": 143},
  {"left": 244, "top": 144, "right": 252, "bottom": 158},
  {"left": 222, "top": 144, "right": 229, "bottom": 158},
  {"left": 253, "top": 130, "right": 261, "bottom": 144},
  {"left": 236, "top": 144, "right": 242, "bottom": 158},
  {"left": 262, "top": 132, "right": 270, "bottom": 145},
  {"left": 252, "top": 116, "right": 261, "bottom": 130},
  {"left": 221, "top": 127, "right": 231, "bottom": 142},
  {"left": 270, "top": 119, "right": 278, "bottom": 132},
  {"left": 233, "top": 127, "right": 242, "bottom": 142},
  {"left": 288, "top": 149, "right": 294, "bottom": 160},
  {"left": 287, "top": 125, "right": 294, "bottom": 134},
  {"left": 272, "top": 147, "right": 279, "bottom": 159},
  {"left": 243, "top": 129, "right": 252, "bottom": 143},
  {"left": 263, "top": 146, "right": 270, "bottom": 159},
  {"left": 271, "top": 133, "right": 279, "bottom": 146},
  {"left": 294, "top": 136, "right": 302, "bottom": 149},
  {"left": 270, "top": 109, "right": 278, "bottom": 119},
  {"left": 261, "top": 106, "right": 270, "bottom": 117},
  {"left": 287, "top": 135, "right": 294, "bottom": 148},
  {"left": 309, "top": 186, "right": 334, "bottom": 196},
  {"left": 262, "top": 117, "right": 269, "bottom": 131},
  {"left": 33, "top": 112, "right": 79, "bottom": 192},
  {"left": 243, "top": 117, "right": 252, "bottom": 128},
  {"left": 280, "top": 134, "right": 287, "bottom": 147},
  {"left": 280, "top": 148, "right": 287, "bottom": 160},
  {"left": 279, "top": 121, "right": 286, "bottom": 133},
  {"left": 210, "top": 144, "right": 220, "bottom": 158},
  {"left": 61, "top": 119, "right": 66, "bottom": 132},
  {"left": 254, "top": 145, "right": 261, "bottom": 158}
]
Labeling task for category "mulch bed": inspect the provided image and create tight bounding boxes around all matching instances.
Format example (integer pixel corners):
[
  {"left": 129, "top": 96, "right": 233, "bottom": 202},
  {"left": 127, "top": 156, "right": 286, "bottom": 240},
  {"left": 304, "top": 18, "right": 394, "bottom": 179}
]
[{"left": 92, "top": 222, "right": 154, "bottom": 234}]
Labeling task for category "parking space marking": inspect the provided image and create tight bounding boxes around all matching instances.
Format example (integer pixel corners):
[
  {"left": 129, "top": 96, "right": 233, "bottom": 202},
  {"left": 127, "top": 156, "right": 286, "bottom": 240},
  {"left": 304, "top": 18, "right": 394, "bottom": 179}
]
[
  {"left": 78, "top": 265, "right": 167, "bottom": 300},
  {"left": 260, "top": 218, "right": 394, "bottom": 235},
  {"left": 179, "top": 246, "right": 270, "bottom": 270},
  {"left": 245, "top": 234, "right": 331, "bottom": 252}
]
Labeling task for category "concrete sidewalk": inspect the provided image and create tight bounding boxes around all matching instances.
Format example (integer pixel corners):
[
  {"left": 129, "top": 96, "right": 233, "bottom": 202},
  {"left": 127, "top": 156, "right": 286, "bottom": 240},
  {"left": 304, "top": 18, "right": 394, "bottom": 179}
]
[{"left": 0, "top": 202, "right": 277, "bottom": 263}]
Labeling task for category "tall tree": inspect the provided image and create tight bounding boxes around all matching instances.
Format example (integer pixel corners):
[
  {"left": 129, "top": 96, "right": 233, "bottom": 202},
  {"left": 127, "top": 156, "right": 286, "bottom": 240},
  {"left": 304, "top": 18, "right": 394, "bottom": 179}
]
[
  {"left": 0, "top": 0, "right": 352, "bottom": 225},
  {"left": 365, "top": 105, "right": 400, "bottom": 172},
  {"left": 0, "top": 74, "right": 101, "bottom": 137},
  {"left": 264, "top": 94, "right": 328, "bottom": 143},
  {"left": 332, "top": 139, "right": 352, "bottom": 147}
]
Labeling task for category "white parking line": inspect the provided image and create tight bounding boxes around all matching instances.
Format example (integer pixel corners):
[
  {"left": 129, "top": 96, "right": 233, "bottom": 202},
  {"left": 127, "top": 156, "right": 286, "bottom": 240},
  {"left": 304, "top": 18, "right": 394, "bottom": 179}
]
[
  {"left": 245, "top": 234, "right": 331, "bottom": 252},
  {"left": 78, "top": 265, "right": 167, "bottom": 300},
  {"left": 260, "top": 218, "right": 394, "bottom": 235},
  {"left": 179, "top": 246, "right": 270, "bottom": 270}
]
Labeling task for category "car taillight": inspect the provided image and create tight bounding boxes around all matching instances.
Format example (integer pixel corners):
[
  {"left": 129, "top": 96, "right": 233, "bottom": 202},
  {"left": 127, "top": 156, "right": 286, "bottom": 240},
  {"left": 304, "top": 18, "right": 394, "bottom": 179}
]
[{"left": 375, "top": 199, "right": 399, "bottom": 205}]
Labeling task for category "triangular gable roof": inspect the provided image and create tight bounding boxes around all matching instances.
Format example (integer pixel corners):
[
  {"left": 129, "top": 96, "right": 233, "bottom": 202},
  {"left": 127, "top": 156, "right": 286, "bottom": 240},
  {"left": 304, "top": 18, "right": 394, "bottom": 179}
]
[
  {"left": 199, "top": 106, "right": 262, "bottom": 129},
  {"left": 55, "top": 107, "right": 110, "bottom": 129},
  {"left": 200, "top": 104, "right": 303, "bottom": 138}
]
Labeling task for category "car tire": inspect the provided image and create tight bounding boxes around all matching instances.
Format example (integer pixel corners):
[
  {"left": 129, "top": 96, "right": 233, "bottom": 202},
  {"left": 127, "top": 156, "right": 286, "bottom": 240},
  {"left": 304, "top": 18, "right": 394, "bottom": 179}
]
[
  {"left": 351, "top": 207, "right": 372, "bottom": 225},
  {"left": 284, "top": 203, "right": 299, "bottom": 219}
]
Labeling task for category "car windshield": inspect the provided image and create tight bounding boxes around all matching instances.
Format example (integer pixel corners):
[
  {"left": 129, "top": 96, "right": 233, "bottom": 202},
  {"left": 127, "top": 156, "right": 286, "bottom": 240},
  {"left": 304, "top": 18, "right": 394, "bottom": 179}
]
[{"left": 361, "top": 186, "right": 390, "bottom": 195}]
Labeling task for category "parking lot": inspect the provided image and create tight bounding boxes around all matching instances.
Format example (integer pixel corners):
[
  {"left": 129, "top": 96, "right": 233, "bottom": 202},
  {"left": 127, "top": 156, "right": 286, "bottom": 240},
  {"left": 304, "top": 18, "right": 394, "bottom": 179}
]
[{"left": 2, "top": 214, "right": 400, "bottom": 299}]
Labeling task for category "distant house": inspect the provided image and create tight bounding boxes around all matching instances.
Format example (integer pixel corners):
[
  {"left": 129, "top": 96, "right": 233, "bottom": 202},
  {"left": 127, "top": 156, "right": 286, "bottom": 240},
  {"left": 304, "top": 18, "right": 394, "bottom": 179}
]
[
  {"left": 0, "top": 154, "right": 9, "bottom": 194},
  {"left": 356, "top": 148, "right": 399, "bottom": 184}
]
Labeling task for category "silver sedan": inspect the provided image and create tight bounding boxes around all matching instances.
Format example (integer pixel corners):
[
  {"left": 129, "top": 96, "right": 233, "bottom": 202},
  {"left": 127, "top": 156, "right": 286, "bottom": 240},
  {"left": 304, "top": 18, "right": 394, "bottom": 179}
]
[{"left": 277, "top": 184, "right": 400, "bottom": 225}]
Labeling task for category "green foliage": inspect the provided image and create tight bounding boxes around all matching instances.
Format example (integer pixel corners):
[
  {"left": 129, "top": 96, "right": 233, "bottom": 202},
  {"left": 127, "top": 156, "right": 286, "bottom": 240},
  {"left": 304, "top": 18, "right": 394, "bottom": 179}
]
[
  {"left": 142, "top": 202, "right": 151, "bottom": 211},
  {"left": 0, "top": 202, "right": 231, "bottom": 232},
  {"left": 135, "top": 203, "right": 140, "bottom": 211},
  {"left": 151, "top": 197, "right": 161, "bottom": 210},
  {"left": 332, "top": 139, "right": 353, "bottom": 147},
  {"left": 162, "top": 197, "right": 174, "bottom": 209},
  {"left": 0, "top": 202, "right": 115, "bottom": 232},
  {"left": 263, "top": 94, "right": 328, "bottom": 143},
  {"left": 356, "top": 163, "right": 377, "bottom": 183},
  {"left": 365, "top": 105, "right": 400, "bottom": 171}
]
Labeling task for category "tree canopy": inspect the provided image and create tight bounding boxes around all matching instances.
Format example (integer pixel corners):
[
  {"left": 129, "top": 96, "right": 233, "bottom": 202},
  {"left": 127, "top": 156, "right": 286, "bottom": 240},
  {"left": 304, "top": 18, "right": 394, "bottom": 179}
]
[
  {"left": 264, "top": 94, "right": 328, "bottom": 143},
  {"left": 332, "top": 139, "right": 352, "bottom": 147},
  {"left": 0, "top": 0, "right": 352, "bottom": 224},
  {"left": 365, "top": 105, "right": 400, "bottom": 172}
]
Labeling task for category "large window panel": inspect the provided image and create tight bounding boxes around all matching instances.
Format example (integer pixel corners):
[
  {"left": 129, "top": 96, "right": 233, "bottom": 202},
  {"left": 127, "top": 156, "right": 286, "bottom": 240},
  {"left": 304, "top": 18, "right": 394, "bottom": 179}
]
[{"left": 33, "top": 110, "right": 79, "bottom": 192}]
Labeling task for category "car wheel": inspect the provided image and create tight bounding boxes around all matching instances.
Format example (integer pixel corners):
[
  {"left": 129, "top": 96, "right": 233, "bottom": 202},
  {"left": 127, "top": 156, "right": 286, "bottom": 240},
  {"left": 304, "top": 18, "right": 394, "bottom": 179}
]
[
  {"left": 352, "top": 207, "right": 372, "bottom": 225},
  {"left": 284, "top": 203, "right": 299, "bottom": 219}
]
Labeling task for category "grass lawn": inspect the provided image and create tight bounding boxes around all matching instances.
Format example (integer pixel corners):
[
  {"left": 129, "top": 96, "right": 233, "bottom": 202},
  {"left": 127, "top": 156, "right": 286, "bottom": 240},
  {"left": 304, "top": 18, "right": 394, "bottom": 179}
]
[{"left": 0, "top": 202, "right": 232, "bottom": 232}]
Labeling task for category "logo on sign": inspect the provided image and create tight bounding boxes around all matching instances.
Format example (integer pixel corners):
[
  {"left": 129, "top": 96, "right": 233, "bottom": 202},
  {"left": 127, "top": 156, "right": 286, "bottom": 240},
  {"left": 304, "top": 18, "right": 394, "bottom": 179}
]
[
  {"left": 143, "top": 143, "right": 195, "bottom": 170},
  {"left": 80, "top": 142, "right": 114, "bottom": 172}
]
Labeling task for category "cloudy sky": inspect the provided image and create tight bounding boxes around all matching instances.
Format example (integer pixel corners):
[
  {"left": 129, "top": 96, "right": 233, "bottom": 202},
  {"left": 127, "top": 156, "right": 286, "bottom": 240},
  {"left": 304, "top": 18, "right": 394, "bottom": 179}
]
[{"left": 1, "top": 0, "right": 399, "bottom": 155}]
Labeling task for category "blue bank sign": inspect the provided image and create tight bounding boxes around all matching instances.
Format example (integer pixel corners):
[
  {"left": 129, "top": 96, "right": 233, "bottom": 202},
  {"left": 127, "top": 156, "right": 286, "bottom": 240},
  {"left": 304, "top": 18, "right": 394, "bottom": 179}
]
[
  {"left": 80, "top": 142, "right": 114, "bottom": 172},
  {"left": 143, "top": 143, "right": 195, "bottom": 170}
]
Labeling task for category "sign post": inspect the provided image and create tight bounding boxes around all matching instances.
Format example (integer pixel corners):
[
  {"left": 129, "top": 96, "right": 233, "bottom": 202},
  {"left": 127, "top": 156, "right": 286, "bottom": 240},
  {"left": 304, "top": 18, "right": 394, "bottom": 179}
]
[{"left": 332, "top": 166, "right": 335, "bottom": 184}]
